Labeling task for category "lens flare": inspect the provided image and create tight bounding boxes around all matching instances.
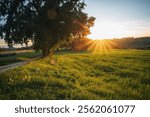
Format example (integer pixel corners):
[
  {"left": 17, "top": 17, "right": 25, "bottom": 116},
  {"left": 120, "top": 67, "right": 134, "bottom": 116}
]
[{"left": 72, "top": 39, "right": 117, "bottom": 54}]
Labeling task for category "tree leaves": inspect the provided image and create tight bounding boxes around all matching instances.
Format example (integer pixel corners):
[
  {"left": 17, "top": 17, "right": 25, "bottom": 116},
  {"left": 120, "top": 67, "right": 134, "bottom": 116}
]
[{"left": 0, "top": 0, "right": 95, "bottom": 57}]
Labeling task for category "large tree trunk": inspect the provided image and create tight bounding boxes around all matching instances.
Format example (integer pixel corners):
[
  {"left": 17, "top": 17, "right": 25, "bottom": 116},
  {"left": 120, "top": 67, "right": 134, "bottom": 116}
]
[
  {"left": 42, "top": 46, "right": 54, "bottom": 58},
  {"left": 42, "top": 49, "right": 47, "bottom": 57},
  {"left": 42, "top": 39, "right": 58, "bottom": 58}
]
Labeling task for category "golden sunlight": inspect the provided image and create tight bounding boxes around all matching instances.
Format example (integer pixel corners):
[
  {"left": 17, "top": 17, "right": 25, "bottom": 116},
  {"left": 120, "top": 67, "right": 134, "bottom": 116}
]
[
  {"left": 87, "top": 40, "right": 117, "bottom": 54},
  {"left": 72, "top": 38, "right": 117, "bottom": 54}
]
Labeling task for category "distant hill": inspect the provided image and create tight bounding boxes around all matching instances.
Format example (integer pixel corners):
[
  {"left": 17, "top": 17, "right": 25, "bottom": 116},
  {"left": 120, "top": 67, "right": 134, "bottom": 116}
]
[
  {"left": 71, "top": 37, "right": 150, "bottom": 51},
  {"left": 111, "top": 37, "right": 150, "bottom": 49}
]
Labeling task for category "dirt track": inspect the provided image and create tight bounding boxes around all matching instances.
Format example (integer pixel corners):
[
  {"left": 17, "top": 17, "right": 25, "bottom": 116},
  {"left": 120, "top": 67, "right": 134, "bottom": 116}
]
[{"left": 0, "top": 57, "right": 41, "bottom": 73}]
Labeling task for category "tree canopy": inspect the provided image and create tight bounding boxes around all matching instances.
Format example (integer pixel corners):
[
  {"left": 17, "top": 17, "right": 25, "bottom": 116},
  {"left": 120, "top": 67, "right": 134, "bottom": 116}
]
[{"left": 0, "top": 0, "right": 95, "bottom": 57}]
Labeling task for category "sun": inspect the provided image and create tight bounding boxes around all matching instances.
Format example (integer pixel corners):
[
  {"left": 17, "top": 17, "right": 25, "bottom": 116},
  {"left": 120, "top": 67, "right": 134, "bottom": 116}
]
[
  {"left": 72, "top": 38, "right": 117, "bottom": 54},
  {"left": 87, "top": 40, "right": 117, "bottom": 54}
]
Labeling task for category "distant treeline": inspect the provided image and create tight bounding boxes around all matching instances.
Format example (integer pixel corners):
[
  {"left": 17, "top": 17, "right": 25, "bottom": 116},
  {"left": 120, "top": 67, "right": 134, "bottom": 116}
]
[
  {"left": 71, "top": 37, "right": 150, "bottom": 51},
  {"left": 0, "top": 46, "right": 32, "bottom": 52},
  {"left": 1, "top": 37, "right": 150, "bottom": 52}
]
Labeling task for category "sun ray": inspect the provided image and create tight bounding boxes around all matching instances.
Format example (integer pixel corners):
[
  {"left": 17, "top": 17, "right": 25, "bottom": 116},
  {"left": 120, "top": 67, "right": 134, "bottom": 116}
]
[{"left": 72, "top": 38, "right": 123, "bottom": 54}]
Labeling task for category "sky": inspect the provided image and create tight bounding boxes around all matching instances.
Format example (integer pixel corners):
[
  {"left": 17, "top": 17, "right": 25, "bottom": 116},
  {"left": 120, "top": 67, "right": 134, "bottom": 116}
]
[
  {"left": 1, "top": 0, "right": 150, "bottom": 47},
  {"left": 85, "top": 0, "right": 150, "bottom": 39}
]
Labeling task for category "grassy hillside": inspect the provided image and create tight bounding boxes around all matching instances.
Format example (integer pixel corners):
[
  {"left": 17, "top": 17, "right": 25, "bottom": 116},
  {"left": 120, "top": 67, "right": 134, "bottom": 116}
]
[{"left": 0, "top": 50, "right": 150, "bottom": 99}]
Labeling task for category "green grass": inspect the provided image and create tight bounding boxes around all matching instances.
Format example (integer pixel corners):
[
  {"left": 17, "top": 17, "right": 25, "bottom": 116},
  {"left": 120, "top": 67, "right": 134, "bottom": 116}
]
[
  {"left": 0, "top": 49, "right": 150, "bottom": 99},
  {"left": 0, "top": 51, "right": 42, "bottom": 66}
]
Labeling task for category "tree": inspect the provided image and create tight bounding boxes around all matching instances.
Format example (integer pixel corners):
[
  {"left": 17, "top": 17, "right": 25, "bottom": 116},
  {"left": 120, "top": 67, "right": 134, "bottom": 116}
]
[{"left": 0, "top": 0, "right": 95, "bottom": 57}]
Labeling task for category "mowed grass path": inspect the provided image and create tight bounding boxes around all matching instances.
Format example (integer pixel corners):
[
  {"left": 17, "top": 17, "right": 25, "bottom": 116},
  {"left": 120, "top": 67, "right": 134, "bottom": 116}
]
[
  {"left": 0, "top": 50, "right": 150, "bottom": 99},
  {"left": 0, "top": 51, "right": 41, "bottom": 66}
]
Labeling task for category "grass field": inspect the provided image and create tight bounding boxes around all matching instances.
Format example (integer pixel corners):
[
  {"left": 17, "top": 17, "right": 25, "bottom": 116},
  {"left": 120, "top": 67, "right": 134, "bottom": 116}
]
[
  {"left": 0, "top": 49, "right": 150, "bottom": 99},
  {"left": 0, "top": 51, "right": 41, "bottom": 66}
]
